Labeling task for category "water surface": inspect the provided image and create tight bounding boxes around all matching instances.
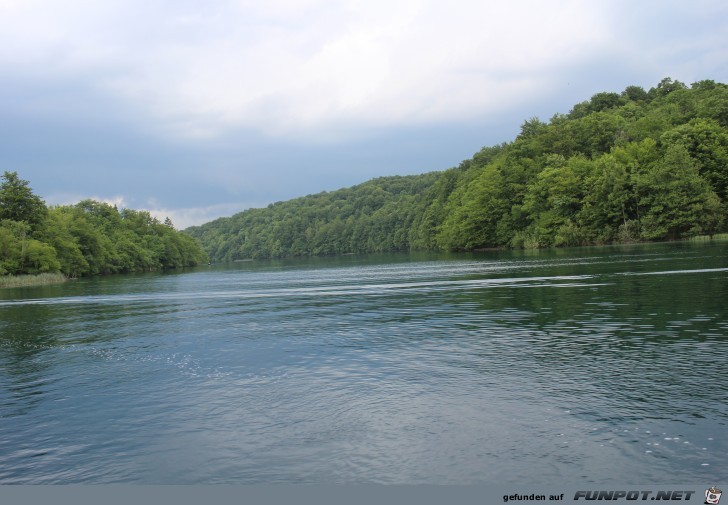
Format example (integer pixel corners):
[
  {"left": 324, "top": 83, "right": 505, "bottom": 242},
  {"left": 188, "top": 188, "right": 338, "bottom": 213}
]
[{"left": 1, "top": 242, "right": 726, "bottom": 484}]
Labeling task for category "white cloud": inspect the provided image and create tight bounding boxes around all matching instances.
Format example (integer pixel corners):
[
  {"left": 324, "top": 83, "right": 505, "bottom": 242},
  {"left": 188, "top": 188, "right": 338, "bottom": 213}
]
[
  {"left": 45, "top": 192, "right": 127, "bottom": 209},
  {"left": 45, "top": 191, "right": 254, "bottom": 229},
  {"left": 4, "top": 0, "right": 726, "bottom": 227},
  {"left": 0, "top": 0, "right": 616, "bottom": 141},
  {"left": 144, "top": 201, "right": 262, "bottom": 230}
]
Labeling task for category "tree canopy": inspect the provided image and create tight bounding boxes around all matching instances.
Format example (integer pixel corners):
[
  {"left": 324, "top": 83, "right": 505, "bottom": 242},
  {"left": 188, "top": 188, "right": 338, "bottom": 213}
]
[
  {"left": 186, "top": 78, "right": 728, "bottom": 261},
  {"left": 0, "top": 171, "right": 47, "bottom": 229},
  {"left": 0, "top": 174, "right": 207, "bottom": 277}
]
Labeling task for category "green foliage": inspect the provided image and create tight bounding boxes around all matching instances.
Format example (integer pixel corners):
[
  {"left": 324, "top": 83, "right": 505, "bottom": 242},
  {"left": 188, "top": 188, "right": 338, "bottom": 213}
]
[
  {"left": 635, "top": 144, "right": 722, "bottom": 240},
  {"left": 186, "top": 174, "right": 442, "bottom": 260},
  {"left": 0, "top": 219, "right": 60, "bottom": 275},
  {"left": 0, "top": 171, "right": 47, "bottom": 230},
  {"left": 660, "top": 118, "right": 728, "bottom": 200},
  {"left": 622, "top": 85, "right": 649, "bottom": 103},
  {"left": 186, "top": 78, "right": 728, "bottom": 259},
  {"left": 0, "top": 178, "right": 207, "bottom": 279}
]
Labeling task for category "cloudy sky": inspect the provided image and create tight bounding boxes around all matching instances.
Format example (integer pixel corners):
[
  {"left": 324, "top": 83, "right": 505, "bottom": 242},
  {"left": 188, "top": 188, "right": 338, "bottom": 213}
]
[{"left": 1, "top": 0, "right": 726, "bottom": 228}]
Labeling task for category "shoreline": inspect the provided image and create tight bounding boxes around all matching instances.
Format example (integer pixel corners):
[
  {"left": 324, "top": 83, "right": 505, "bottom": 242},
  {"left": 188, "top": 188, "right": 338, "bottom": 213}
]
[{"left": 0, "top": 272, "right": 68, "bottom": 289}]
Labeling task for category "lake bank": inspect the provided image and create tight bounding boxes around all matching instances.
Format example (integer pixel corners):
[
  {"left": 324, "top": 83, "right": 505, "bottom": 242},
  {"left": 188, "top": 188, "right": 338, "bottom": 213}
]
[{"left": 0, "top": 272, "right": 67, "bottom": 289}]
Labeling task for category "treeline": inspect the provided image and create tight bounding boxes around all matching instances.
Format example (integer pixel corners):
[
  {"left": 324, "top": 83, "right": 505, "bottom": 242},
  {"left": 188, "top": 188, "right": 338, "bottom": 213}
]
[
  {"left": 0, "top": 172, "right": 207, "bottom": 277},
  {"left": 187, "top": 173, "right": 442, "bottom": 260},
  {"left": 186, "top": 77, "right": 728, "bottom": 261}
]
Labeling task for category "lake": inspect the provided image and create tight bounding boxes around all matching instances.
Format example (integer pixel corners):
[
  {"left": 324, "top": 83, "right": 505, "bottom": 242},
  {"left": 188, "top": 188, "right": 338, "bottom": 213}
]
[{"left": 0, "top": 241, "right": 726, "bottom": 484}]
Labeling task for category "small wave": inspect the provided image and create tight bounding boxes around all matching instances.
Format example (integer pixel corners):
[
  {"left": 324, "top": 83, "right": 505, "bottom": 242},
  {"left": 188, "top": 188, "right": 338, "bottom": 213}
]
[
  {"left": 620, "top": 267, "right": 728, "bottom": 276},
  {"left": 0, "top": 274, "right": 597, "bottom": 308}
]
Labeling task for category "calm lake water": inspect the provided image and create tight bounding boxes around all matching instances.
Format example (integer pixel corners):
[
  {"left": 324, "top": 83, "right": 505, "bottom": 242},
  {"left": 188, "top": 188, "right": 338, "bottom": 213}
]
[{"left": 1, "top": 241, "right": 726, "bottom": 484}]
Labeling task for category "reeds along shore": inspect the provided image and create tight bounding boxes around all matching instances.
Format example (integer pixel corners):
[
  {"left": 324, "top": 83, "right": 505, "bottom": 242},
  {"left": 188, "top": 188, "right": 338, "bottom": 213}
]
[
  {"left": 688, "top": 233, "right": 728, "bottom": 242},
  {"left": 0, "top": 272, "right": 67, "bottom": 289}
]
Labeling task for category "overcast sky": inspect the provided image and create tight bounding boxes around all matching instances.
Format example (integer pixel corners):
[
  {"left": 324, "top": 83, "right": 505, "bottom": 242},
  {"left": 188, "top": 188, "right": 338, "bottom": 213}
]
[{"left": 1, "top": 0, "right": 726, "bottom": 228}]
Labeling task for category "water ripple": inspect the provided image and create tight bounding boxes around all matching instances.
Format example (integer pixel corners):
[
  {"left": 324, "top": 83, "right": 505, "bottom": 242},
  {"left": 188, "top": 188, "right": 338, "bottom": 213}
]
[{"left": 1, "top": 243, "right": 727, "bottom": 484}]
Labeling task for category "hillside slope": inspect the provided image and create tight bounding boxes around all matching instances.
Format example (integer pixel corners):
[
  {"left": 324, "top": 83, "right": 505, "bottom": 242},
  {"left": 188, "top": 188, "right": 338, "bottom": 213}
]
[{"left": 186, "top": 78, "right": 728, "bottom": 261}]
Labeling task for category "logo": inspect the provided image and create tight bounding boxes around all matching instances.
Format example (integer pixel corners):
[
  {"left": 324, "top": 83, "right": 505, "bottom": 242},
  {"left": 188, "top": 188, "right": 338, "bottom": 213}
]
[
  {"left": 705, "top": 487, "right": 722, "bottom": 505},
  {"left": 573, "top": 490, "right": 695, "bottom": 501}
]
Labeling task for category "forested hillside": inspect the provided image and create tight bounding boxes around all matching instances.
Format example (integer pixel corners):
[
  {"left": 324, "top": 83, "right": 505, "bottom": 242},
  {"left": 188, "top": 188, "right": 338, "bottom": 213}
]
[
  {"left": 190, "top": 77, "right": 727, "bottom": 261},
  {"left": 0, "top": 172, "right": 207, "bottom": 278}
]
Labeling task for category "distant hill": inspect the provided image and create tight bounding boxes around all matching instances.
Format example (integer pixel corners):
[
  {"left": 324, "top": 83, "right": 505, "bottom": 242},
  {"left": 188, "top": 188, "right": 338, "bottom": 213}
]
[{"left": 185, "top": 78, "right": 728, "bottom": 261}]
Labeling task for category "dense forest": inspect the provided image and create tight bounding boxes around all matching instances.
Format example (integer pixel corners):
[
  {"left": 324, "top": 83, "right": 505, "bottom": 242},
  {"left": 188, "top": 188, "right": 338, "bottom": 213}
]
[
  {"left": 186, "top": 78, "right": 728, "bottom": 261},
  {"left": 0, "top": 171, "right": 207, "bottom": 278}
]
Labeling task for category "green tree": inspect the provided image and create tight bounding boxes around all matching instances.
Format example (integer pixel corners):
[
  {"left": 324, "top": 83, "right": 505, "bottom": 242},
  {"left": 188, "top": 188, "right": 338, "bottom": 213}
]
[
  {"left": 622, "top": 85, "right": 649, "bottom": 103},
  {"left": 0, "top": 171, "right": 47, "bottom": 229},
  {"left": 0, "top": 220, "right": 26, "bottom": 274},
  {"left": 649, "top": 77, "right": 687, "bottom": 99},
  {"left": 43, "top": 208, "right": 90, "bottom": 277},
  {"left": 0, "top": 219, "right": 60, "bottom": 274},
  {"left": 637, "top": 144, "right": 722, "bottom": 240},
  {"left": 660, "top": 118, "right": 728, "bottom": 201},
  {"left": 22, "top": 239, "right": 61, "bottom": 274},
  {"left": 578, "top": 154, "right": 633, "bottom": 242},
  {"left": 521, "top": 155, "right": 585, "bottom": 247}
]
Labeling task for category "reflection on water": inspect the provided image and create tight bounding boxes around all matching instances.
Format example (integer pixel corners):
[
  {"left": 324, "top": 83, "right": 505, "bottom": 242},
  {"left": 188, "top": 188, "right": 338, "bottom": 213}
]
[{"left": 0, "top": 241, "right": 726, "bottom": 484}]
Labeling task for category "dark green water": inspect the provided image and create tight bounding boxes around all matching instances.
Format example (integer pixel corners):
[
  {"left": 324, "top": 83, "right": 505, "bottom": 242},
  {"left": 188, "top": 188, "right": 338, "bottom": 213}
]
[{"left": 0, "top": 241, "right": 726, "bottom": 484}]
